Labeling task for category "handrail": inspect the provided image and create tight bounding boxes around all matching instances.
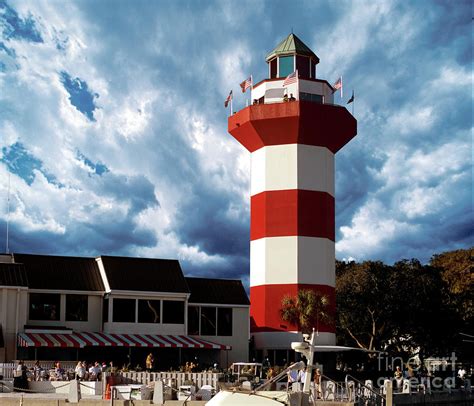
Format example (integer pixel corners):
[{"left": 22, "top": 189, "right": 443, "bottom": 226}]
[
  {"left": 345, "top": 374, "right": 386, "bottom": 400},
  {"left": 320, "top": 373, "right": 349, "bottom": 401},
  {"left": 253, "top": 361, "right": 304, "bottom": 392}
]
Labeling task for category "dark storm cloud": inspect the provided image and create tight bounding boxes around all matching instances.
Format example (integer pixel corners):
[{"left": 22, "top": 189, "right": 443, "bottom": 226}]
[
  {"left": 0, "top": 0, "right": 42, "bottom": 43},
  {"left": 0, "top": 0, "right": 471, "bottom": 288}
]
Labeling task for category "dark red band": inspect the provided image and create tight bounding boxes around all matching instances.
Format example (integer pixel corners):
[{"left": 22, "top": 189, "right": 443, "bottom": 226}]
[
  {"left": 250, "top": 189, "right": 335, "bottom": 241},
  {"left": 250, "top": 284, "right": 336, "bottom": 333}
]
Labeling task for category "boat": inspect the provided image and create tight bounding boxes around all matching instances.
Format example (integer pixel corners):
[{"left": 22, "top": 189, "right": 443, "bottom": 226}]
[{"left": 207, "top": 330, "right": 322, "bottom": 406}]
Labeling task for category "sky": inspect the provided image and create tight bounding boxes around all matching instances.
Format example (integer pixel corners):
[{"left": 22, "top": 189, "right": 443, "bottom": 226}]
[{"left": 0, "top": 0, "right": 472, "bottom": 287}]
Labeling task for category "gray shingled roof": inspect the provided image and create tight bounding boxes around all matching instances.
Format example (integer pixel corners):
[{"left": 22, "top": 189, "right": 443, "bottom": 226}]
[
  {"left": 100, "top": 256, "right": 190, "bottom": 293},
  {"left": 266, "top": 33, "right": 319, "bottom": 63},
  {"left": 0, "top": 262, "right": 28, "bottom": 287},
  {"left": 186, "top": 277, "right": 249, "bottom": 305},
  {"left": 13, "top": 253, "right": 104, "bottom": 291}
]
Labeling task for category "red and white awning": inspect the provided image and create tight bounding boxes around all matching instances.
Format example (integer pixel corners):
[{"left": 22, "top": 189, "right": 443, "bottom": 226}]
[{"left": 17, "top": 332, "right": 230, "bottom": 350}]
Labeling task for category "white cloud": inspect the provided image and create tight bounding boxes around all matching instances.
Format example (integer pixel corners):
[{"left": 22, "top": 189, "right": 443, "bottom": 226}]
[
  {"left": 387, "top": 106, "right": 435, "bottom": 135},
  {"left": 337, "top": 199, "right": 419, "bottom": 258}
]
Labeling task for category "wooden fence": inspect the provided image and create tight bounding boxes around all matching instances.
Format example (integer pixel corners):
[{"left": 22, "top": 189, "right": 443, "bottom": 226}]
[
  {"left": 108, "top": 371, "right": 222, "bottom": 391},
  {"left": 0, "top": 361, "right": 78, "bottom": 379}
]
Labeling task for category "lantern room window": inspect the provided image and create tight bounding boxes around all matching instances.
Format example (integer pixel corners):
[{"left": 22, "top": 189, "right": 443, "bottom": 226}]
[
  {"left": 296, "top": 55, "right": 309, "bottom": 79},
  {"left": 279, "top": 56, "right": 294, "bottom": 78},
  {"left": 270, "top": 59, "right": 277, "bottom": 78}
]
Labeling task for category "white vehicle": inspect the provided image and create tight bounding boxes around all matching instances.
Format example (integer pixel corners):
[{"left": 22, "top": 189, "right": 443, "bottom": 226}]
[{"left": 230, "top": 362, "right": 263, "bottom": 381}]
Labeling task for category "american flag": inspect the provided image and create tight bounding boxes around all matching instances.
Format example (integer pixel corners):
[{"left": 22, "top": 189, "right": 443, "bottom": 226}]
[
  {"left": 240, "top": 76, "right": 252, "bottom": 93},
  {"left": 333, "top": 76, "right": 342, "bottom": 91},
  {"left": 283, "top": 70, "right": 298, "bottom": 87},
  {"left": 224, "top": 90, "right": 233, "bottom": 108}
]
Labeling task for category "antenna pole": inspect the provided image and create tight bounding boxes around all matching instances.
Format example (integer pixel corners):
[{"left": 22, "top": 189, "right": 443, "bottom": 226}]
[{"left": 6, "top": 170, "right": 10, "bottom": 253}]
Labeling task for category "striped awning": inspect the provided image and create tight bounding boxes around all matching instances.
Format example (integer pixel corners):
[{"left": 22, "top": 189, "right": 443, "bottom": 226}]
[{"left": 17, "top": 332, "right": 231, "bottom": 350}]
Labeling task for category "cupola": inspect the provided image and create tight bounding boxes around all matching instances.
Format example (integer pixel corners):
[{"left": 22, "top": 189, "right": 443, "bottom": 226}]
[{"left": 266, "top": 33, "right": 320, "bottom": 80}]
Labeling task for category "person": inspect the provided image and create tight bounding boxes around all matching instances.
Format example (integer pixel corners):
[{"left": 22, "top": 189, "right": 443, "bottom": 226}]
[
  {"left": 33, "top": 360, "right": 43, "bottom": 381},
  {"left": 75, "top": 361, "right": 86, "bottom": 380},
  {"left": 266, "top": 367, "right": 276, "bottom": 390},
  {"left": 283, "top": 94, "right": 289, "bottom": 102},
  {"left": 89, "top": 361, "right": 102, "bottom": 381},
  {"left": 313, "top": 368, "right": 322, "bottom": 399},
  {"left": 288, "top": 368, "right": 299, "bottom": 384},
  {"left": 14, "top": 360, "right": 28, "bottom": 391},
  {"left": 289, "top": 93, "right": 296, "bottom": 101},
  {"left": 394, "top": 366, "right": 403, "bottom": 392},
  {"left": 54, "top": 361, "right": 65, "bottom": 381},
  {"left": 146, "top": 353, "right": 154, "bottom": 372}
]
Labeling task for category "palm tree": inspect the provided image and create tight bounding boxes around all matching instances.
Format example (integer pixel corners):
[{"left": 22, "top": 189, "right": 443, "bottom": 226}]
[{"left": 280, "top": 289, "right": 332, "bottom": 334}]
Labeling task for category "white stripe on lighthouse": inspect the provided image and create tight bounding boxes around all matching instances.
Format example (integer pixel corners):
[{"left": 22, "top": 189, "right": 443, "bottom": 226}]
[
  {"left": 250, "top": 236, "right": 335, "bottom": 287},
  {"left": 250, "top": 144, "right": 334, "bottom": 197}
]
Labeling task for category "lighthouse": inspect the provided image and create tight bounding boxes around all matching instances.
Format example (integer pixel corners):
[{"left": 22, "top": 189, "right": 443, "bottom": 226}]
[{"left": 228, "top": 34, "right": 357, "bottom": 354}]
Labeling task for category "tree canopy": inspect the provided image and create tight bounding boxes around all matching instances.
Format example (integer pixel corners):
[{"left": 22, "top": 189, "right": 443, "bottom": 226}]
[
  {"left": 280, "top": 289, "right": 332, "bottom": 334},
  {"left": 335, "top": 247, "right": 473, "bottom": 361}
]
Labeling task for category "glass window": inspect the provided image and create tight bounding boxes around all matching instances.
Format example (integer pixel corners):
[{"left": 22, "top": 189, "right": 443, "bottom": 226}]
[
  {"left": 138, "top": 299, "right": 161, "bottom": 323},
  {"left": 270, "top": 59, "right": 277, "bottom": 78},
  {"left": 188, "top": 306, "right": 200, "bottom": 335},
  {"left": 113, "top": 298, "right": 136, "bottom": 322},
  {"left": 162, "top": 300, "right": 184, "bottom": 324},
  {"left": 300, "top": 92, "right": 323, "bottom": 103},
  {"left": 275, "top": 349, "right": 288, "bottom": 366},
  {"left": 29, "top": 293, "right": 60, "bottom": 321},
  {"left": 278, "top": 56, "right": 294, "bottom": 78},
  {"left": 201, "top": 307, "right": 216, "bottom": 336},
  {"left": 103, "top": 298, "right": 109, "bottom": 323},
  {"left": 66, "top": 295, "right": 88, "bottom": 321},
  {"left": 296, "top": 55, "right": 309, "bottom": 78},
  {"left": 217, "top": 308, "right": 232, "bottom": 336},
  {"left": 310, "top": 60, "right": 316, "bottom": 79}
]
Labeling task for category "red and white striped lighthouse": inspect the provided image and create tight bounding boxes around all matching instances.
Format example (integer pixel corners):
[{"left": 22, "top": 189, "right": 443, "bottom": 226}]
[{"left": 228, "top": 34, "right": 356, "bottom": 351}]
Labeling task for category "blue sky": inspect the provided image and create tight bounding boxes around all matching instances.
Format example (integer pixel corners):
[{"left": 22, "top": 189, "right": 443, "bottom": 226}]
[{"left": 0, "top": 0, "right": 472, "bottom": 286}]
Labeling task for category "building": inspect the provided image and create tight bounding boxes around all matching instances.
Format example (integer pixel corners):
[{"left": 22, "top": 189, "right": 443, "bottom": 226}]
[
  {"left": 228, "top": 33, "right": 356, "bottom": 362},
  {"left": 0, "top": 253, "right": 249, "bottom": 368}
]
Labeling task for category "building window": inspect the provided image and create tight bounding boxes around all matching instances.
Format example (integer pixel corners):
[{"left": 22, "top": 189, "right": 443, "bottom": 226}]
[
  {"left": 29, "top": 293, "right": 60, "bottom": 321},
  {"left": 103, "top": 298, "right": 109, "bottom": 323},
  {"left": 217, "top": 308, "right": 233, "bottom": 336},
  {"left": 113, "top": 298, "right": 136, "bottom": 322},
  {"left": 279, "top": 56, "right": 294, "bottom": 78},
  {"left": 66, "top": 295, "right": 88, "bottom": 321},
  {"left": 138, "top": 299, "right": 161, "bottom": 323},
  {"left": 295, "top": 55, "right": 309, "bottom": 78},
  {"left": 300, "top": 92, "right": 323, "bottom": 103},
  {"left": 201, "top": 307, "right": 216, "bottom": 336},
  {"left": 270, "top": 59, "right": 277, "bottom": 78},
  {"left": 162, "top": 300, "right": 184, "bottom": 324},
  {"left": 188, "top": 306, "right": 200, "bottom": 335}
]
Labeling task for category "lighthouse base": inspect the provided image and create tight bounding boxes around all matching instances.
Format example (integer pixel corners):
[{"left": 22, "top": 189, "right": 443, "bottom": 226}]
[{"left": 252, "top": 331, "right": 335, "bottom": 350}]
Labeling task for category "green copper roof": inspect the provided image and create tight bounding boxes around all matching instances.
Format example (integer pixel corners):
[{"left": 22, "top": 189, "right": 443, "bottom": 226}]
[{"left": 266, "top": 33, "right": 319, "bottom": 62}]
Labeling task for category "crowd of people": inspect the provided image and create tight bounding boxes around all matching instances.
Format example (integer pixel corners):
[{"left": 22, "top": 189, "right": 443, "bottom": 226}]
[{"left": 15, "top": 360, "right": 112, "bottom": 383}]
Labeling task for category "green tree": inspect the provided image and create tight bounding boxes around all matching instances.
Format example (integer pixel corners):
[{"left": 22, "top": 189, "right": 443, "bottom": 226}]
[
  {"left": 280, "top": 289, "right": 332, "bottom": 334},
  {"left": 430, "top": 248, "right": 473, "bottom": 323},
  {"left": 336, "top": 260, "right": 394, "bottom": 353}
]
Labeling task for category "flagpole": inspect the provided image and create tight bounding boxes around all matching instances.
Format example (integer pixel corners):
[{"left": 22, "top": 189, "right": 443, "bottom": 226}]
[
  {"left": 352, "top": 93, "right": 354, "bottom": 116},
  {"left": 230, "top": 97, "right": 233, "bottom": 116},
  {"left": 341, "top": 75, "right": 343, "bottom": 100},
  {"left": 250, "top": 75, "right": 253, "bottom": 106},
  {"left": 296, "top": 69, "right": 299, "bottom": 101}
]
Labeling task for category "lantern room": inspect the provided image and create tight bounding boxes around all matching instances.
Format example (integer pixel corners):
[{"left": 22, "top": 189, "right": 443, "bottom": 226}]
[{"left": 266, "top": 33, "right": 320, "bottom": 80}]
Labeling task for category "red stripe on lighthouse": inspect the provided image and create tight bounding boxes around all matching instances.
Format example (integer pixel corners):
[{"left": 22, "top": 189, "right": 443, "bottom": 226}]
[
  {"left": 250, "top": 190, "right": 335, "bottom": 241},
  {"left": 250, "top": 284, "right": 336, "bottom": 333}
]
